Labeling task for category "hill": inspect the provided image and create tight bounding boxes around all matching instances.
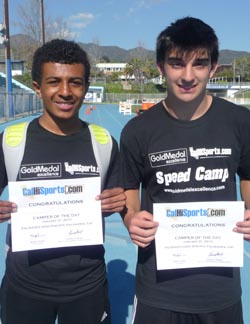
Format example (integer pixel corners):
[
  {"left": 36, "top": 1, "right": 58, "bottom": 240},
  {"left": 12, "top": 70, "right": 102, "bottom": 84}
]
[
  {"left": 79, "top": 42, "right": 155, "bottom": 62},
  {"left": 3, "top": 34, "right": 250, "bottom": 65},
  {"left": 78, "top": 42, "right": 250, "bottom": 65},
  {"left": 219, "top": 49, "right": 250, "bottom": 64}
]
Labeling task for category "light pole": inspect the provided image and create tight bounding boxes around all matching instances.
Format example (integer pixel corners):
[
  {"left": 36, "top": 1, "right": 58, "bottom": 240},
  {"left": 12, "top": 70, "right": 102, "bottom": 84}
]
[
  {"left": 237, "top": 75, "right": 241, "bottom": 89},
  {"left": 40, "top": 0, "right": 45, "bottom": 44},
  {"left": 3, "top": 0, "right": 14, "bottom": 118}
]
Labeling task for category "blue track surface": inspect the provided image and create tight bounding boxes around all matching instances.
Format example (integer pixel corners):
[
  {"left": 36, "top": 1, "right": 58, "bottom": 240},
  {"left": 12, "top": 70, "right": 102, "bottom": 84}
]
[{"left": 0, "top": 103, "right": 249, "bottom": 324}]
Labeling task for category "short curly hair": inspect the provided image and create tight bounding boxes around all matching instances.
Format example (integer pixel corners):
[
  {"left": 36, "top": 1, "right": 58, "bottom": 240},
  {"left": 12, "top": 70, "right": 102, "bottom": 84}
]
[{"left": 31, "top": 39, "right": 90, "bottom": 84}]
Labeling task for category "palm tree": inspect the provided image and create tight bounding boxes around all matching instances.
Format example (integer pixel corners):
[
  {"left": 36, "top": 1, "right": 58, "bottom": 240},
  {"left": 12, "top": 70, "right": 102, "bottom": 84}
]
[{"left": 125, "top": 58, "right": 145, "bottom": 95}]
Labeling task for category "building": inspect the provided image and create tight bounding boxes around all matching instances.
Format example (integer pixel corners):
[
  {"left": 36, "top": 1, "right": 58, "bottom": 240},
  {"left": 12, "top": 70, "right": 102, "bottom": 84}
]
[
  {"left": 0, "top": 60, "right": 25, "bottom": 76},
  {"left": 95, "top": 63, "right": 127, "bottom": 75},
  {"left": 84, "top": 86, "right": 104, "bottom": 103},
  {"left": 95, "top": 62, "right": 136, "bottom": 81}
]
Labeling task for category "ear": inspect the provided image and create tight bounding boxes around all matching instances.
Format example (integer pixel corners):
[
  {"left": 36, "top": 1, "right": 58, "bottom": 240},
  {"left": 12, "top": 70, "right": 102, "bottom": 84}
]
[
  {"left": 84, "top": 82, "right": 90, "bottom": 96},
  {"left": 33, "top": 81, "right": 42, "bottom": 98},
  {"left": 209, "top": 63, "right": 218, "bottom": 79},
  {"left": 157, "top": 63, "right": 165, "bottom": 76}
]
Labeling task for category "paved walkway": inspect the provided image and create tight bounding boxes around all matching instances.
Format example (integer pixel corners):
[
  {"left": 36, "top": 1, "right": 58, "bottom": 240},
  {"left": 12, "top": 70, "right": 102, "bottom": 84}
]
[{"left": 0, "top": 104, "right": 249, "bottom": 324}]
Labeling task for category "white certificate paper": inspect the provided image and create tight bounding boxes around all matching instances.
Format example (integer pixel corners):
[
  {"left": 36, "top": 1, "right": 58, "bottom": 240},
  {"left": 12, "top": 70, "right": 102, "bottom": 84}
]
[
  {"left": 154, "top": 201, "right": 244, "bottom": 270},
  {"left": 9, "top": 177, "right": 103, "bottom": 252}
]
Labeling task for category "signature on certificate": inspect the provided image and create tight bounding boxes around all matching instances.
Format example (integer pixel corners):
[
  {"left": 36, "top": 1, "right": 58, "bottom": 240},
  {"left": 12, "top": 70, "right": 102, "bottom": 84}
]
[
  {"left": 208, "top": 251, "right": 224, "bottom": 257},
  {"left": 172, "top": 253, "right": 186, "bottom": 258},
  {"left": 30, "top": 233, "right": 45, "bottom": 238},
  {"left": 68, "top": 229, "right": 83, "bottom": 235}
]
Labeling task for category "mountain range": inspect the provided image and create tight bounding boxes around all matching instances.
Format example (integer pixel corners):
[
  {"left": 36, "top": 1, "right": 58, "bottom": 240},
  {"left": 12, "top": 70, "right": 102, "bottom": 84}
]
[
  {"left": 78, "top": 42, "right": 250, "bottom": 65},
  {"left": 5, "top": 34, "right": 250, "bottom": 65}
]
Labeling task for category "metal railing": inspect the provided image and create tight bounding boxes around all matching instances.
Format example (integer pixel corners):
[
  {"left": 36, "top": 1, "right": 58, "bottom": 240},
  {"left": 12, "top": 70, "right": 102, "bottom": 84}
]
[
  {"left": 0, "top": 91, "right": 250, "bottom": 123},
  {"left": 0, "top": 91, "right": 43, "bottom": 122},
  {"left": 104, "top": 93, "right": 165, "bottom": 104}
]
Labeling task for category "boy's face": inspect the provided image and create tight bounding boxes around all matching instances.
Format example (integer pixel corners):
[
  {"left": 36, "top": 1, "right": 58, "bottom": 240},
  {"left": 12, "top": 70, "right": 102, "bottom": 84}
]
[
  {"left": 33, "top": 62, "right": 89, "bottom": 121},
  {"left": 158, "top": 49, "right": 217, "bottom": 104}
]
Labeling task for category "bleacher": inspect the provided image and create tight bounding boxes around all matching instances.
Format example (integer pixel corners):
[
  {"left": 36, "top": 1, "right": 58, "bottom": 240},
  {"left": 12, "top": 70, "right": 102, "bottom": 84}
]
[
  {"left": 0, "top": 73, "right": 42, "bottom": 118},
  {"left": 0, "top": 72, "right": 34, "bottom": 92}
]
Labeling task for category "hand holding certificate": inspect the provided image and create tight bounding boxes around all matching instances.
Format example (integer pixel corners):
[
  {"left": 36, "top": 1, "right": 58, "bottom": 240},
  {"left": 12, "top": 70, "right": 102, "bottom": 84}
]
[
  {"left": 154, "top": 201, "right": 244, "bottom": 270},
  {"left": 9, "top": 177, "right": 103, "bottom": 252}
]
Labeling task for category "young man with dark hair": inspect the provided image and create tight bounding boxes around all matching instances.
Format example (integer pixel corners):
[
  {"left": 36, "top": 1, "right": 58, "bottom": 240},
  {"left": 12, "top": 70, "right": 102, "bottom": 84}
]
[
  {"left": 0, "top": 39, "right": 125, "bottom": 324},
  {"left": 120, "top": 17, "right": 250, "bottom": 324}
]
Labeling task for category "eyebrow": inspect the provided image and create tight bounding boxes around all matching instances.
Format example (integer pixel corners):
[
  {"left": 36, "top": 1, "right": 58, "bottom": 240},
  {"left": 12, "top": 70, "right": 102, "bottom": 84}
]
[
  {"left": 45, "top": 76, "right": 85, "bottom": 81},
  {"left": 166, "top": 57, "right": 210, "bottom": 64},
  {"left": 166, "top": 57, "right": 182, "bottom": 63},
  {"left": 193, "top": 58, "right": 210, "bottom": 63}
]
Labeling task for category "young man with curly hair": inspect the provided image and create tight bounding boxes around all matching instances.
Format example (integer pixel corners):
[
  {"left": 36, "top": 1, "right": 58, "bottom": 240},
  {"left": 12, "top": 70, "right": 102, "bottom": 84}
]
[{"left": 0, "top": 39, "right": 125, "bottom": 324}]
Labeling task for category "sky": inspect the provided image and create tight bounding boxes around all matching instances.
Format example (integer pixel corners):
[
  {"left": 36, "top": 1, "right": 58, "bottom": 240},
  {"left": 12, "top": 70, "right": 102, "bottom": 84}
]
[{"left": 2, "top": 0, "right": 250, "bottom": 52}]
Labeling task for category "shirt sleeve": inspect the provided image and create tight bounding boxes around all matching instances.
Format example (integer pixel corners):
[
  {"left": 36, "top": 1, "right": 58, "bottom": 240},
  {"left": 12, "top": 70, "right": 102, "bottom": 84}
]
[
  {"left": 119, "top": 121, "right": 144, "bottom": 190},
  {"left": 0, "top": 132, "right": 8, "bottom": 193},
  {"left": 103, "top": 136, "right": 121, "bottom": 189},
  {"left": 238, "top": 109, "right": 250, "bottom": 180}
]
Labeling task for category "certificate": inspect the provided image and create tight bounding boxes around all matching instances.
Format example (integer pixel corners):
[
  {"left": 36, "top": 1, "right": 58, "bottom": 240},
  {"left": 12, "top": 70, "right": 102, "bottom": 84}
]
[
  {"left": 9, "top": 177, "right": 103, "bottom": 252},
  {"left": 153, "top": 201, "right": 244, "bottom": 270}
]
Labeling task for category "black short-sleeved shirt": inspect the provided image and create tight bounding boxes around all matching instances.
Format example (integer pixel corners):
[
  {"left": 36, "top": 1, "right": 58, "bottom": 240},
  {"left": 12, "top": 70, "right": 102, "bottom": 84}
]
[
  {"left": 0, "top": 118, "right": 120, "bottom": 302},
  {"left": 120, "top": 96, "right": 250, "bottom": 313}
]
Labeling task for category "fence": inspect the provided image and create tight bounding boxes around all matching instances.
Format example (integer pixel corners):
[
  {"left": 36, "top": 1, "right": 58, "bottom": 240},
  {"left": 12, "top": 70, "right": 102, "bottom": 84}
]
[
  {"left": 0, "top": 91, "right": 250, "bottom": 122},
  {"left": 0, "top": 91, "right": 43, "bottom": 121},
  {"left": 226, "top": 98, "right": 250, "bottom": 106},
  {"left": 104, "top": 93, "right": 165, "bottom": 104}
]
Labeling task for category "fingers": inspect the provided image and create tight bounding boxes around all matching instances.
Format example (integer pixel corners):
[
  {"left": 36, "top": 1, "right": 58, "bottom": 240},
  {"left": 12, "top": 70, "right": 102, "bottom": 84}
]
[
  {"left": 97, "top": 187, "right": 124, "bottom": 200},
  {"left": 0, "top": 201, "right": 17, "bottom": 223},
  {"left": 102, "top": 200, "right": 126, "bottom": 213},
  {"left": 234, "top": 222, "right": 250, "bottom": 241},
  {"left": 130, "top": 227, "right": 158, "bottom": 248},
  {"left": 101, "top": 194, "right": 126, "bottom": 212},
  {"left": 97, "top": 188, "right": 126, "bottom": 213},
  {"left": 124, "top": 211, "right": 158, "bottom": 248},
  {"left": 233, "top": 209, "right": 250, "bottom": 241}
]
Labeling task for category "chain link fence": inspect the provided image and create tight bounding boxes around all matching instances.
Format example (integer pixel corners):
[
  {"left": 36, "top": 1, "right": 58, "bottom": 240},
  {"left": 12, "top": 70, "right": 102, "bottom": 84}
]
[
  {"left": 0, "top": 91, "right": 43, "bottom": 122},
  {"left": 0, "top": 91, "right": 166, "bottom": 122},
  {"left": 104, "top": 93, "right": 165, "bottom": 104},
  {"left": 1, "top": 91, "right": 250, "bottom": 123}
]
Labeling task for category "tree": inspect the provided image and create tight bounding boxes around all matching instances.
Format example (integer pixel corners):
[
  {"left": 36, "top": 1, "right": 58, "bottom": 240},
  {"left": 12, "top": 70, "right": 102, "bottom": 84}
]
[
  {"left": 89, "top": 38, "right": 102, "bottom": 82},
  {"left": 46, "top": 16, "right": 71, "bottom": 41},
  {"left": 11, "top": 0, "right": 72, "bottom": 72},
  {"left": 125, "top": 57, "right": 159, "bottom": 95},
  {"left": 142, "top": 58, "right": 159, "bottom": 79},
  {"left": 15, "top": 0, "right": 71, "bottom": 44},
  {"left": 235, "top": 56, "right": 250, "bottom": 82},
  {"left": 100, "top": 56, "right": 110, "bottom": 63},
  {"left": 14, "top": 72, "right": 33, "bottom": 89},
  {"left": 125, "top": 58, "right": 144, "bottom": 90},
  {"left": 215, "top": 69, "right": 234, "bottom": 82}
]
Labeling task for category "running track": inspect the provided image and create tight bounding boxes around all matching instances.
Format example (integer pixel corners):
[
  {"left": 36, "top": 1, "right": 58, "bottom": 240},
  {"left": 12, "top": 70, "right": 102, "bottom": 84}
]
[{"left": 0, "top": 103, "right": 249, "bottom": 324}]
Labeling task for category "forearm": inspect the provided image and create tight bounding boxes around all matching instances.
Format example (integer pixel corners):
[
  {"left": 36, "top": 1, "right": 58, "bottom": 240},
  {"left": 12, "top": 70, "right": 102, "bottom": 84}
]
[
  {"left": 235, "top": 180, "right": 250, "bottom": 240},
  {"left": 121, "top": 189, "right": 158, "bottom": 247},
  {"left": 121, "top": 189, "right": 140, "bottom": 223},
  {"left": 240, "top": 180, "right": 250, "bottom": 208}
]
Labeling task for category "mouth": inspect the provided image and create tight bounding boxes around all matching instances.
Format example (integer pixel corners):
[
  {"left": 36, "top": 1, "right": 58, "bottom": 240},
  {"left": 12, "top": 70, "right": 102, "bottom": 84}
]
[
  {"left": 178, "top": 84, "right": 197, "bottom": 92},
  {"left": 55, "top": 101, "right": 74, "bottom": 111}
]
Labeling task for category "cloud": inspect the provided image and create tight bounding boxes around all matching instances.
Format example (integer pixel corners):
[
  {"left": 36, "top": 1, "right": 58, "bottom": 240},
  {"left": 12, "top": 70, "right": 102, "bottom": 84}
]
[
  {"left": 129, "top": 0, "right": 169, "bottom": 14},
  {"left": 69, "top": 12, "right": 95, "bottom": 29}
]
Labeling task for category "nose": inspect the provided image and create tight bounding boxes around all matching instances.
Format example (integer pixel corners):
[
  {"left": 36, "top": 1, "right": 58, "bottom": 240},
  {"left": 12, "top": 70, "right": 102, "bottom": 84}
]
[
  {"left": 181, "top": 66, "right": 195, "bottom": 83},
  {"left": 58, "top": 81, "right": 72, "bottom": 97}
]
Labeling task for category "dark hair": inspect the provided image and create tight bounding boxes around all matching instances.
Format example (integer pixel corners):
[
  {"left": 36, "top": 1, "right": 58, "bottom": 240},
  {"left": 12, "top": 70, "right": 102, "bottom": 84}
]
[
  {"left": 31, "top": 39, "right": 90, "bottom": 84},
  {"left": 156, "top": 17, "right": 219, "bottom": 66}
]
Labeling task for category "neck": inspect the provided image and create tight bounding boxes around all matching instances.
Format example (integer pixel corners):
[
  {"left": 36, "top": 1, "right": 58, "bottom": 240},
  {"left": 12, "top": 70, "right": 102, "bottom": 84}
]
[
  {"left": 163, "top": 95, "right": 212, "bottom": 121},
  {"left": 39, "top": 115, "right": 82, "bottom": 135}
]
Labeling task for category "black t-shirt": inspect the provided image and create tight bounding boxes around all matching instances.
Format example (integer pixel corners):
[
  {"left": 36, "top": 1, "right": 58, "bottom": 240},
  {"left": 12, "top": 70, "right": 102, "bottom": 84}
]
[
  {"left": 120, "top": 96, "right": 250, "bottom": 313},
  {"left": 0, "top": 118, "right": 120, "bottom": 302}
]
